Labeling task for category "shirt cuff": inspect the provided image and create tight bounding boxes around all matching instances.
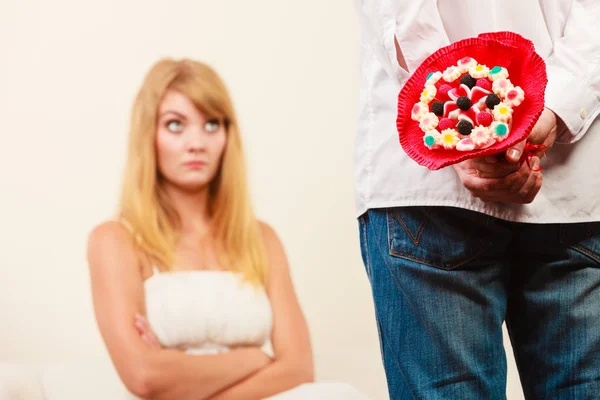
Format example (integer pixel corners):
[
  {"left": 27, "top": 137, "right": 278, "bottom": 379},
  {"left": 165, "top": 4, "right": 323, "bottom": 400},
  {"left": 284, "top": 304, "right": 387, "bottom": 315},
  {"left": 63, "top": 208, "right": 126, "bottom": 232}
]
[{"left": 544, "top": 64, "right": 599, "bottom": 144}]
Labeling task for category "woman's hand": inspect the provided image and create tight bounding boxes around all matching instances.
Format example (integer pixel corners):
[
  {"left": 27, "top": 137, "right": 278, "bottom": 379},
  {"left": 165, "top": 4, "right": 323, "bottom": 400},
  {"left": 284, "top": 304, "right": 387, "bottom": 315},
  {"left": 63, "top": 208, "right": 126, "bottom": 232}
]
[{"left": 134, "top": 313, "right": 163, "bottom": 350}]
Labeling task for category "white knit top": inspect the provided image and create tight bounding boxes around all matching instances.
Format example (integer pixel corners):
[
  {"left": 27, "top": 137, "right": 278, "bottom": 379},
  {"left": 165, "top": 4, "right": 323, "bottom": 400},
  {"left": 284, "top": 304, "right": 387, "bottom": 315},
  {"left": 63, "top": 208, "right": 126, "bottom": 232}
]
[{"left": 144, "top": 269, "right": 273, "bottom": 355}]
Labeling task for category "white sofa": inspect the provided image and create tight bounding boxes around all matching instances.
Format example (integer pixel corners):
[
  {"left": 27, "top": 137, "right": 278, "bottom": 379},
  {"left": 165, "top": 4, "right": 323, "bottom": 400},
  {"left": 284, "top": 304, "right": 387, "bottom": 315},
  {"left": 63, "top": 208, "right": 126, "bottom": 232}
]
[
  {"left": 0, "top": 358, "right": 130, "bottom": 400},
  {"left": 0, "top": 360, "right": 371, "bottom": 400},
  {"left": 0, "top": 363, "right": 44, "bottom": 400}
]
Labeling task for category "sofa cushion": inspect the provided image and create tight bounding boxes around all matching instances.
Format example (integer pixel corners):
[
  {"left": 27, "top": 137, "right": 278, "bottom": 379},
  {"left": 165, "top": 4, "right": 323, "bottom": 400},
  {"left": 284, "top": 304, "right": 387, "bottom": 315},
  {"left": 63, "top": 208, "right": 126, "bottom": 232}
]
[
  {"left": 39, "top": 358, "right": 133, "bottom": 400},
  {"left": 0, "top": 362, "right": 45, "bottom": 400}
]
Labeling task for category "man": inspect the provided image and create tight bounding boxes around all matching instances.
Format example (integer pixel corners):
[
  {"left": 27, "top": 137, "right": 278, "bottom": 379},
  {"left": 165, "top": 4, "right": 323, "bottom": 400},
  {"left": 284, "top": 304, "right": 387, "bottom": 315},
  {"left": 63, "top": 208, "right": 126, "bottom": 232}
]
[{"left": 354, "top": 1, "right": 600, "bottom": 398}]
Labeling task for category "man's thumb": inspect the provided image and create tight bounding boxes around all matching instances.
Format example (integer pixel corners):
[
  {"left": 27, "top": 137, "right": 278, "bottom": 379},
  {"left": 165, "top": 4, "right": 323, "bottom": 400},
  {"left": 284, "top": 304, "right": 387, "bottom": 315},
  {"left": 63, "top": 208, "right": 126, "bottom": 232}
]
[{"left": 506, "top": 139, "right": 526, "bottom": 163}]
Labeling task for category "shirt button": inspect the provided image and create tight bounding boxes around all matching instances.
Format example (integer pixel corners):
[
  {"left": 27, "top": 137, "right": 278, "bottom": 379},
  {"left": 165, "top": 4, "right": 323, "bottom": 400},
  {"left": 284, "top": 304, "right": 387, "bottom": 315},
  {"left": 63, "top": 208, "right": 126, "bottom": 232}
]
[{"left": 580, "top": 109, "right": 588, "bottom": 119}]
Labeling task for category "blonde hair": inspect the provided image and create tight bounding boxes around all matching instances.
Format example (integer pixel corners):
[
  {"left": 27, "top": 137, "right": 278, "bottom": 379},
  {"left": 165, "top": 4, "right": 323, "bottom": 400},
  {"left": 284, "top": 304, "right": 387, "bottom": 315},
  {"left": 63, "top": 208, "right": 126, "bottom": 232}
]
[{"left": 117, "top": 58, "right": 267, "bottom": 286}]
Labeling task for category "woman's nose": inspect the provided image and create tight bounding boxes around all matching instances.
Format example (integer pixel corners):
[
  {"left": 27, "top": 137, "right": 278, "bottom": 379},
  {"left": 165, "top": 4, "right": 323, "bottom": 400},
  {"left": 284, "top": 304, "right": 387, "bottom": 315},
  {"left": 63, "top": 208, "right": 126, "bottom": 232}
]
[{"left": 186, "top": 130, "right": 207, "bottom": 152}]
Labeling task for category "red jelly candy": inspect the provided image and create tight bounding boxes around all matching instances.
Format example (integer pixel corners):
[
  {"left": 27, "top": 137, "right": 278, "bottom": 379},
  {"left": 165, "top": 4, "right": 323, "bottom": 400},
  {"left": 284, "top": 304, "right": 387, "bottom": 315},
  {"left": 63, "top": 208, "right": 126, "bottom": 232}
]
[
  {"left": 437, "top": 84, "right": 453, "bottom": 100},
  {"left": 438, "top": 118, "right": 457, "bottom": 131},
  {"left": 476, "top": 111, "right": 493, "bottom": 127},
  {"left": 476, "top": 78, "right": 492, "bottom": 91}
]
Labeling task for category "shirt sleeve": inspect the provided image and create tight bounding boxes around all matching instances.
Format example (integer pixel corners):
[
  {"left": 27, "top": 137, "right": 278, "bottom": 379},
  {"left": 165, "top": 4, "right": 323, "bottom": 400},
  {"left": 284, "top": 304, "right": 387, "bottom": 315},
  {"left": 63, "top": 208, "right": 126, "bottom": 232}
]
[
  {"left": 544, "top": 0, "right": 600, "bottom": 143},
  {"left": 353, "top": 0, "right": 449, "bottom": 86},
  {"left": 391, "top": 0, "right": 449, "bottom": 76}
]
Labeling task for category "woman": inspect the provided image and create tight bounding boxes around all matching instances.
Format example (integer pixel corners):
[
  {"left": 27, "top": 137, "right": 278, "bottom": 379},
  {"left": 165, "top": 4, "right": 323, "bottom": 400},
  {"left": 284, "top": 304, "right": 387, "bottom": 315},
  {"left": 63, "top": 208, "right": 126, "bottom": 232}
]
[{"left": 87, "top": 58, "right": 367, "bottom": 400}]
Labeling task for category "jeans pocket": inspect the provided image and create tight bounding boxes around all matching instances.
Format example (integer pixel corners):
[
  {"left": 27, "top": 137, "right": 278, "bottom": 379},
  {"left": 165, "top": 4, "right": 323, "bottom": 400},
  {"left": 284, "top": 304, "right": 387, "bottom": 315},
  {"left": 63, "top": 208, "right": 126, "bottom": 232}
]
[
  {"left": 387, "top": 206, "right": 493, "bottom": 271},
  {"left": 560, "top": 222, "right": 600, "bottom": 264}
]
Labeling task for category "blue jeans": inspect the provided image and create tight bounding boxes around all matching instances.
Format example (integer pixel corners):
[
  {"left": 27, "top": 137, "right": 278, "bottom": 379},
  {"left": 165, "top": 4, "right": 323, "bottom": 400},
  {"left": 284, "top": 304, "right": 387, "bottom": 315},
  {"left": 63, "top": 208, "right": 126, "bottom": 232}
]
[{"left": 358, "top": 207, "right": 600, "bottom": 400}]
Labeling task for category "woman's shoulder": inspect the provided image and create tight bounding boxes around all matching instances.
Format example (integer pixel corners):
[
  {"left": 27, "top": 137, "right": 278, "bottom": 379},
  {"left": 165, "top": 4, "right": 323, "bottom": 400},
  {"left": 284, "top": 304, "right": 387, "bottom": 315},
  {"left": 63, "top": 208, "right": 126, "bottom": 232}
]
[
  {"left": 88, "top": 219, "right": 135, "bottom": 245},
  {"left": 87, "top": 219, "right": 140, "bottom": 270},
  {"left": 257, "top": 220, "right": 289, "bottom": 270},
  {"left": 257, "top": 220, "right": 281, "bottom": 247},
  {"left": 257, "top": 220, "right": 275, "bottom": 236}
]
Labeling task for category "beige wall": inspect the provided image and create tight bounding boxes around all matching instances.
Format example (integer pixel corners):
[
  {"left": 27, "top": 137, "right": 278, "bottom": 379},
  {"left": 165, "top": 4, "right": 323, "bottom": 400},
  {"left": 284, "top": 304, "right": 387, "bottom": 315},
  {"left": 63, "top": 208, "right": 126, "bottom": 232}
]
[{"left": 0, "top": 1, "right": 523, "bottom": 399}]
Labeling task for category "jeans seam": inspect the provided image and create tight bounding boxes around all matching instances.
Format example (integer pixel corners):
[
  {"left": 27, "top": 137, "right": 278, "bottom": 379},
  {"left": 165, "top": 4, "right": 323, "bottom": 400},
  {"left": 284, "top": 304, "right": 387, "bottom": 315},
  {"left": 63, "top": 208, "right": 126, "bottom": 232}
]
[
  {"left": 361, "top": 215, "right": 374, "bottom": 281},
  {"left": 373, "top": 212, "right": 418, "bottom": 400},
  {"left": 568, "top": 244, "right": 600, "bottom": 264},
  {"left": 504, "top": 318, "right": 535, "bottom": 400},
  {"left": 388, "top": 244, "right": 492, "bottom": 271},
  {"left": 559, "top": 224, "right": 600, "bottom": 264},
  {"left": 389, "top": 238, "right": 493, "bottom": 271},
  {"left": 560, "top": 241, "right": 600, "bottom": 264},
  {"left": 373, "top": 315, "right": 386, "bottom": 377},
  {"left": 392, "top": 207, "right": 430, "bottom": 246}
]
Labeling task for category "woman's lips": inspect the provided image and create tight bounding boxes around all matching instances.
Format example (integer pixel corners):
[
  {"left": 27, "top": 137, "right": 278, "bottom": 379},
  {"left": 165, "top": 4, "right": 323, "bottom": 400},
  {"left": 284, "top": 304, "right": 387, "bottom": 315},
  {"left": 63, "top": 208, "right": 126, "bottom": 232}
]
[{"left": 183, "top": 161, "right": 207, "bottom": 169}]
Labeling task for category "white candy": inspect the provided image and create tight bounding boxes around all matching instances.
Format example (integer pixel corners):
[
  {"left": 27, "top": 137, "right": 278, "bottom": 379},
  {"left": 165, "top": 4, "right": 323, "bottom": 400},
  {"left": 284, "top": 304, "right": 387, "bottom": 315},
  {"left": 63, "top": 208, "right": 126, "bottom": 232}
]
[
  {"left": 492, "top": 78, "right": 514, "bottom": 98},
  {"left": 488, "top": 66, "right": 509, "bottom": 81},
  {"left": 470, "top": 126, "right": 493, "bottom": 147},
  {"left": 490, "top": 121, "right": 510, "bottom": 141},
  {"left": 469, "top": 64, "right": 490, "bottom": 79},
  {"left": 457, "top": 57, "right": 478, "bottom": 74},
  {"left": 493, "top": 102, "right": 513, "bottom": 123},
  {"left": 443, "top": 66, "right": 461, "bottom": 82},
  {"left": 411, "top": 102, "right": 429, "bottom": 121},
  {"left": 439, "top": 128, "right": 460, "bottom": 149},
  {"left": 419, "top": 112, "right": 439, "bottom": 132},
  {"left": 423, "top": 129, "right": 442, "bottom": 149},
  {"left": 420, "top": 85, "right": 437, "bottom": 103},
  {"left": 458, "top": 113, "right": 475, "bottom": 126},
  {"left": 456, "top": 138, "right": 476, "bottom": 151},
  {"left": 504, "top": 86, "right": 525, "bottom": 107},
  {"left": 426, "top": 71, "right": 443, "bottom": 86}
]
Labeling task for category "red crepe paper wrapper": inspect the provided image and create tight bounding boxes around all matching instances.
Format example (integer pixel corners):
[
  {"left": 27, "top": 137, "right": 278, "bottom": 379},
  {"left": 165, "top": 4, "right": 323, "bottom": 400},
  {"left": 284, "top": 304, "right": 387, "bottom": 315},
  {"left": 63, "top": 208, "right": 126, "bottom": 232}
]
[{"left": 397, "top": 31, "right": 547, "bottom": 170}]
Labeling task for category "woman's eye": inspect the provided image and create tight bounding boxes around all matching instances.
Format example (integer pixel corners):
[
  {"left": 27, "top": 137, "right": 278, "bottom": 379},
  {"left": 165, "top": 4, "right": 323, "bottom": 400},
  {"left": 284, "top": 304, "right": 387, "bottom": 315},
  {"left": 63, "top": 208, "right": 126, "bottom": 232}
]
[
  {"left": 167, "top": 120, "right": 183, "bottom": 132},
  {"left": 205, "top": 120, "right": 221, "bottom": 132}
]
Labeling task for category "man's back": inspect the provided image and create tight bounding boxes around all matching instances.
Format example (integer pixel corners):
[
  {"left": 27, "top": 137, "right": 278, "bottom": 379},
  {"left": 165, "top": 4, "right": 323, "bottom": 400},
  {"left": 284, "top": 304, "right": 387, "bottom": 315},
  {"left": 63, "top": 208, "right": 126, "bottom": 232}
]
[{"left": 353, "top": 0, "right": 599, "bottom": 222}]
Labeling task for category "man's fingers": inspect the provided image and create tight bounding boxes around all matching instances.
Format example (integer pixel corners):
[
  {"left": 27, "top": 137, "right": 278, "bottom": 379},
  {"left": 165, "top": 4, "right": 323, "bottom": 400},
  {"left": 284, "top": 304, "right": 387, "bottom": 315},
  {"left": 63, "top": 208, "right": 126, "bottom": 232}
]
[
  {"left": 522, "top": 174, "right": 543, "bottom": 204},
  {"left": 467, "top": 158, "right": 539, "bottom": 196},
  {"left": 517, "top": 158, "right": 541, "bottom": 198},
  {"left": 518, "top": 170, "right": 541, "bottom": 198},
  {"left": 466, "top": 177, "right": 513, "bottom": 194},
  {"left": 505, "top": 158, "right": 536, "bottom": 192},
  {"left": 506, "top": 139, "right": 526, "bottom": 163},
  {"left": 474, "top": 159, "right": 520, "bottom": 178}
]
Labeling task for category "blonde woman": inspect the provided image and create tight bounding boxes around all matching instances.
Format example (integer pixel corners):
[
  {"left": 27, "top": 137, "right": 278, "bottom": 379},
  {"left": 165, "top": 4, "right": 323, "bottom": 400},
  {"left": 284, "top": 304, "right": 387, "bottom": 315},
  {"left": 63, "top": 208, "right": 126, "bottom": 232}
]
[{"left": 87, "top": 59, "right": 367, "bottom": 400}]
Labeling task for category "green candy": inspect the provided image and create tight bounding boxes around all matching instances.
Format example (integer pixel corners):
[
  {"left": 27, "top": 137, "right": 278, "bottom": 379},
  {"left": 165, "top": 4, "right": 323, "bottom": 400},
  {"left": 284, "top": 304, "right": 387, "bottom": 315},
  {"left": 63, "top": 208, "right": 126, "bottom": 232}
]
[
  {"left": 426, "top": 72, "right": 434, "bottom": 81},
  {"left": 495, "top": 124, "right": 508, "bottom": 136},
  {"left": 424, "top": 135, "right": 436, "bottom": 146},
  {"left": 490, "top": 66, "right": 503, "bottom": 74}
]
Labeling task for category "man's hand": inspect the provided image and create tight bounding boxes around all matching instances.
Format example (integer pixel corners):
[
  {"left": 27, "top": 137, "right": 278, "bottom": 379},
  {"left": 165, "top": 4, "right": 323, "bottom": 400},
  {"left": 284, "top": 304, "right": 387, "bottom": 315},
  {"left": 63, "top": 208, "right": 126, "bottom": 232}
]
[
  {"left": 472, "top": 107, "right": 558, "bottom": 177},
  {"left": 452, "top": 108, "right": 558, "bottom": 204},
  {"left": 504, "top": 107, "right": 558, "bottom": 163},
  {"left": 452, "top": 157, "right": 543, "bottom": 204}
]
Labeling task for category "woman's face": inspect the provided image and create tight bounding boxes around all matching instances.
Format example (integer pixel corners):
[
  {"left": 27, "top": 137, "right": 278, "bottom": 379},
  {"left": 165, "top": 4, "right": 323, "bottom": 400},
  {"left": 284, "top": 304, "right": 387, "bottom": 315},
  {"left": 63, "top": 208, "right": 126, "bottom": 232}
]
[{"left": 155, "top": 89, "right": 227, "bottom": 192}]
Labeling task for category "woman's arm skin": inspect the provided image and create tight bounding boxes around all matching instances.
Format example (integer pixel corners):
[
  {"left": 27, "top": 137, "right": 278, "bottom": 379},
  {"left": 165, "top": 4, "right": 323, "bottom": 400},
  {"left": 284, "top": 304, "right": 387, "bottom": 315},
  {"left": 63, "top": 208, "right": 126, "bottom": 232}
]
[{"left": 208, "top": 222, "right": 314, "bottom": 400}]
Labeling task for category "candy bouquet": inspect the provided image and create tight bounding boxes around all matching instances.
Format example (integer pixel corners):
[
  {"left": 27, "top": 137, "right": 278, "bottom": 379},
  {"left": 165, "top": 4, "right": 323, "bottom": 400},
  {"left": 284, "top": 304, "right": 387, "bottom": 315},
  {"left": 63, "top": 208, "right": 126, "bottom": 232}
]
[{"left": 397, "top": 32, "right": 547, "bottom": 170}]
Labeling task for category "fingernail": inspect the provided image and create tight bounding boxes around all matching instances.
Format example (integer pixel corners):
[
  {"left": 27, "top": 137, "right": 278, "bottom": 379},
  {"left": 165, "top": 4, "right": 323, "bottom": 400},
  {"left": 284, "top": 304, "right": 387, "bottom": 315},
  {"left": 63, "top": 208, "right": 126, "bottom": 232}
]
[{"left": 508, "top": 149, "right": 521, "bottom": 161}]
